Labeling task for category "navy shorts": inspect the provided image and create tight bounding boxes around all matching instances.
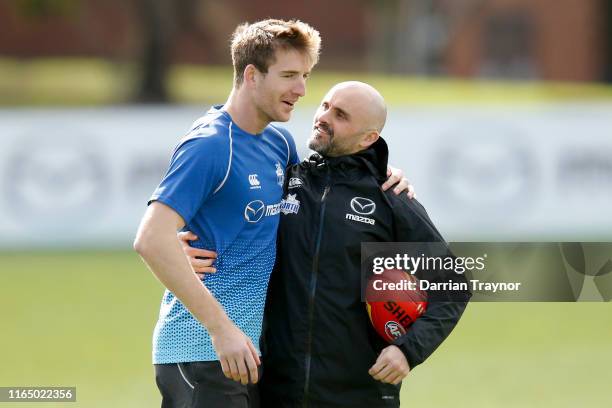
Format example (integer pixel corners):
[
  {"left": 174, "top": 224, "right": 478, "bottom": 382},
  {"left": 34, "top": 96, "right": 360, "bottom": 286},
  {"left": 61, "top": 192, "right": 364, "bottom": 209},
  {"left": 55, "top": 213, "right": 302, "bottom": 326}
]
[{"left": 155, "top": 361, "right": 260, "bottom": 408}]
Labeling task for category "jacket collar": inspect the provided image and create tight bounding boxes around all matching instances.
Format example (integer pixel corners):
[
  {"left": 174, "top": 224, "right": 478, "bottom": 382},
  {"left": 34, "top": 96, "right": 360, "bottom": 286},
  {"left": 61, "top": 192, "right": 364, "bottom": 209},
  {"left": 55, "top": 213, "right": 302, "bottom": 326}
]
[{"left": 306, "top": 137, "right": 390, "bottom": 182}]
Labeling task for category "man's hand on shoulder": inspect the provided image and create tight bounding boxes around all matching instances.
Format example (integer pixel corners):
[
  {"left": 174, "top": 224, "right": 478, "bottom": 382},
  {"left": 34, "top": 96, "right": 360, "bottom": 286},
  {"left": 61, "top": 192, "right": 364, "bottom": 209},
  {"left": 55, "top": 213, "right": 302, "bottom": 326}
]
[{"left": 383, "top": 165, "right": 416, "bottom": 199}]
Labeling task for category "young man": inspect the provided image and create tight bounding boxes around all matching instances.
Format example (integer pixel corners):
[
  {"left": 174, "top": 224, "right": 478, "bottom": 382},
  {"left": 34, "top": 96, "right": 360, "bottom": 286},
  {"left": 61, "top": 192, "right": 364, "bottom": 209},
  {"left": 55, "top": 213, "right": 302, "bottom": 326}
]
[
  {"left": 134, "top": 20, "right": 409, "bottom": 408},
  {"left": 134, "top": 19, "right": 319, "bottom": 408},
  {"left": 186, "top": 82, "right": 471, "bottom": 407}
]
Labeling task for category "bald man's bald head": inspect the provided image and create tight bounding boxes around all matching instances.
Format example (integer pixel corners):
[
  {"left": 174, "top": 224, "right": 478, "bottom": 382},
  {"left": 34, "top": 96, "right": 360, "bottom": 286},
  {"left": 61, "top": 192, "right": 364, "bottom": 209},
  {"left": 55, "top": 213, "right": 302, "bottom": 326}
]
[
  {"left": 308, "top": 81, "right": 387, "bottom": 157},
  {"left": 328, "top": 81, "right": 387, "bottom": 133}
]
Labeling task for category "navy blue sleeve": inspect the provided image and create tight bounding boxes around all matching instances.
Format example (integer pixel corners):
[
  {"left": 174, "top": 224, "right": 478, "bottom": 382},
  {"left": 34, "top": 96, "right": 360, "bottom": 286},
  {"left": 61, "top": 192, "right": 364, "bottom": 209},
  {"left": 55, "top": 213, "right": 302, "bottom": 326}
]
[
  {"left": 149, "top": 135, "right": 230, "bottom": 224},
  {"left": 389, "top": 194, "right": 471, "bottom": 369}
]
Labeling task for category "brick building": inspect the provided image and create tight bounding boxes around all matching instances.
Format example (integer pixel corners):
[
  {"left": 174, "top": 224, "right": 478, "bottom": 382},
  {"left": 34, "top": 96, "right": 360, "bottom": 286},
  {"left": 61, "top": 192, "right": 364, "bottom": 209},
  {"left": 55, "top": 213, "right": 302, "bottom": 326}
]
[{"left": 0, "top": 0, "right": 609, "bottom": 82}]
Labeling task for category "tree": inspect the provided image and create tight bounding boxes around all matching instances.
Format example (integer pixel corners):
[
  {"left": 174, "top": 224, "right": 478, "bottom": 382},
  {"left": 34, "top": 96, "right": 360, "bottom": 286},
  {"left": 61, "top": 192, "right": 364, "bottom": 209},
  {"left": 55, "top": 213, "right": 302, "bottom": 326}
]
[{"left": 134, "top": 0, "right": 176, "bottom": 103}]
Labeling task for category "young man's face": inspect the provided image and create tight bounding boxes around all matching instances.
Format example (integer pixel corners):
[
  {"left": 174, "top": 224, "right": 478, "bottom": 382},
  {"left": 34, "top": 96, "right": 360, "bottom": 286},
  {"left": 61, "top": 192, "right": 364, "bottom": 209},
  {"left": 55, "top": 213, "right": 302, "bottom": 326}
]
[
  {"left": 308, "top": 86, "right": 374, "bottom": 157},
  {"left": 253, "top": 49, "right": 312, "bottom": 124}
]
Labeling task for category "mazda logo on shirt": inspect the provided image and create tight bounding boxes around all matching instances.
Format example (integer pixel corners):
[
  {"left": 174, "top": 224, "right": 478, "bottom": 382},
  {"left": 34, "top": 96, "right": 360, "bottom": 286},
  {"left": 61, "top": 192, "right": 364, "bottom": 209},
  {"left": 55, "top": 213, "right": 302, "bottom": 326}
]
[
  {"left": 350, "top": 197, "right": 376, "bottom": 215},
  {"left": 244, "top": 200, "right": 265, "bottom": 223}
]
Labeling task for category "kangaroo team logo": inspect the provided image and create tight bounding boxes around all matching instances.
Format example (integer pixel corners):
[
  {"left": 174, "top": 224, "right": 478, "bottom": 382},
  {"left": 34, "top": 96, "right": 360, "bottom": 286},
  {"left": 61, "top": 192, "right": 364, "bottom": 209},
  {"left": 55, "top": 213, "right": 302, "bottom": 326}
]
[
  {"left": 280, "top": 194, "right": 300, "bottom": 215},
  {"left": 275, "top": 162, "right": 284, "bottom": 187}
]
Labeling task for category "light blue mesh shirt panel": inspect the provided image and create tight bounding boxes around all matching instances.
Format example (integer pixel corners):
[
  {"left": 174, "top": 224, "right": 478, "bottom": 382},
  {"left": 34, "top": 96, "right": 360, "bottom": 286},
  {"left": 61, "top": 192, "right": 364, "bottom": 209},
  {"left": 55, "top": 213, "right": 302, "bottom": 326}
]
[{"left": 149, "top": 105, "right": 298, "bottom": 364}]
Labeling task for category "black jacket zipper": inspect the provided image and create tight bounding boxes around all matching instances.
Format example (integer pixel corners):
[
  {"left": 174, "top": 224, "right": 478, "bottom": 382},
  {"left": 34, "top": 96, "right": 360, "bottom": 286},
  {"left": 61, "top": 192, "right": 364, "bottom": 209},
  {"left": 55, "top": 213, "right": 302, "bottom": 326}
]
[{"left": 303, "top": 167, "right": 331, "bottom": 407}]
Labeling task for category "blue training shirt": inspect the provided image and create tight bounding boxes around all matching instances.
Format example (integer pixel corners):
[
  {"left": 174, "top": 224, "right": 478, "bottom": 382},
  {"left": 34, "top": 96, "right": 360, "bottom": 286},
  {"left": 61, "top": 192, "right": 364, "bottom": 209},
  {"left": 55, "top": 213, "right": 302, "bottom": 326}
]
[{"left": 149, "top": 105, "right": 299, "bottom": 364}]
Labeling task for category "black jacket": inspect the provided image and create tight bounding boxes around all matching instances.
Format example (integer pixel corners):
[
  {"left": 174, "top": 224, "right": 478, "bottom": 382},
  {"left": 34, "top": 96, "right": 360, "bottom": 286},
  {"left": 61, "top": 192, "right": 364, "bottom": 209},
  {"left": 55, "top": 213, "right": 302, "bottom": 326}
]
[{"left": 260, "top": 138, "right": 470, "bottom": 407}]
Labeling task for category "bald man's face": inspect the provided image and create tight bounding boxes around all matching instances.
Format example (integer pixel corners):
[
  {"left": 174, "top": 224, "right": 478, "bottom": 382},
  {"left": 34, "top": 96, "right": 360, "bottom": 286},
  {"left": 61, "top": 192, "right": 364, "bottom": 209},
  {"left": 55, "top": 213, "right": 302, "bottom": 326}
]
[{"left": 308, "top": 86, "right": 380, "bottom": 157}]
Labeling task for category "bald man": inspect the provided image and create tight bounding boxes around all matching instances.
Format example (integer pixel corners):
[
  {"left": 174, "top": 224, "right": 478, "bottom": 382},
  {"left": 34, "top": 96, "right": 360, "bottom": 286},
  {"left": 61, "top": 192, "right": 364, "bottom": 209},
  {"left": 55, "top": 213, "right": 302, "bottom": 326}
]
[
  {"left": 258, "top": 81, "right": 469, "bottom": 407},
  {"left": 308, "top": 81, "right": 388, "bottom": 157},
  {"left": 184, "top": 82, "right": 469, "bottom": 407}
]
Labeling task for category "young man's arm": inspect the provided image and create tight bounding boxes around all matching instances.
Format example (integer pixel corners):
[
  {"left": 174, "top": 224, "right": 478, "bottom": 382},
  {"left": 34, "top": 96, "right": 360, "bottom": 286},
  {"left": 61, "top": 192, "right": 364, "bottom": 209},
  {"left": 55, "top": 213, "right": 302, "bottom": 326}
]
[{"left": 134, "top": 201, "right": 260, "bottom": 385}]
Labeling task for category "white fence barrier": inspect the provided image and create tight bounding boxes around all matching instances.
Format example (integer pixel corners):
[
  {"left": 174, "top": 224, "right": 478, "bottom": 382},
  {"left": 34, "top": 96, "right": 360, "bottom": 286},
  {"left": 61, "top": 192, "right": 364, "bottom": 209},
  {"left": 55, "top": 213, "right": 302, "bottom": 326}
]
[{"left": 0, "top": 104, "right": 611, "bottom": 248}]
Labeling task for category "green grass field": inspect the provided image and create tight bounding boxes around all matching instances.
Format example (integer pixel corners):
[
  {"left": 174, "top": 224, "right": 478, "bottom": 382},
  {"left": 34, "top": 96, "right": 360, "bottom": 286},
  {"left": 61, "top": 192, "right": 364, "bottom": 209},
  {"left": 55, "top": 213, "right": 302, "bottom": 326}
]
[
  {"left": 2, "top": 57, "right": 612, "bottom": 106},
  {"left": 1, "top": 251, "right": 611, "bottom": 407},
  {"left": 1, "top": 56, "right": 611, "bottom": 406}
]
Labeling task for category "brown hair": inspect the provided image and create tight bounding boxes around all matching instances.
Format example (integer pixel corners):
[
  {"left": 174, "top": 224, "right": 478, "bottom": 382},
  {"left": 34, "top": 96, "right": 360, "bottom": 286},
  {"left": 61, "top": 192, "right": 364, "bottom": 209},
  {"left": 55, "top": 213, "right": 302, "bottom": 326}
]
[{"left": 230, "top": 19, "right": 321, "bottom": 86}]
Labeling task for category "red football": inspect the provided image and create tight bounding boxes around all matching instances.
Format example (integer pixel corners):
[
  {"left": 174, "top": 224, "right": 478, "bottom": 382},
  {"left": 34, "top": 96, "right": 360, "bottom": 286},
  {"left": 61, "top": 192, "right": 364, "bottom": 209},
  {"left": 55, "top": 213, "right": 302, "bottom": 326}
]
[{"left": 365, "top": 269, "right": 428, "bottom": 343}]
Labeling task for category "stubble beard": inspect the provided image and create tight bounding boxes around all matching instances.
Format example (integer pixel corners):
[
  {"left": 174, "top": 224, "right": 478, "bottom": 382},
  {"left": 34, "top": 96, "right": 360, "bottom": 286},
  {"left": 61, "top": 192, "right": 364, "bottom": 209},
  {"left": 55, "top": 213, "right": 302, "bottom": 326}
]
[{"left": 309, "top": 124, "right": 335, "bottom": 155}]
